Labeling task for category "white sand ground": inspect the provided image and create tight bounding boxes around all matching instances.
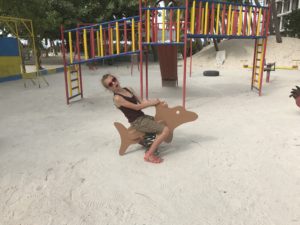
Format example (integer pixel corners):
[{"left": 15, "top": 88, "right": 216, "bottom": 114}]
[{"left": 0, "top": 36, "right": 300, "bottom": 225}]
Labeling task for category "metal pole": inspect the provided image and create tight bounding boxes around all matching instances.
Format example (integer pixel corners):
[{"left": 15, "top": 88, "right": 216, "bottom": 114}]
[
  {"left": 76, "top": 24, "right": 83, "bottom": 99},
  {"left": 139, "top": 0, "right": 144, "bottom": 100},
  {"left": 60, "top": 25, "right": 70, "bottom": 104},
  {"left": 183, "top": 0, "right": 189, "bottom": 108}
]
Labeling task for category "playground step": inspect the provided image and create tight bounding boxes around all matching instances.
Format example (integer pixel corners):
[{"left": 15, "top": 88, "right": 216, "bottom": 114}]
[
  {"left": 68, "top": 93, "right": 81, "bottom": 100},
  {"left": 72, "top": 86, "right": 79, "bottom": 90},
  {"left": 71, "top": 78, "right": 78, "bottom": 82}
]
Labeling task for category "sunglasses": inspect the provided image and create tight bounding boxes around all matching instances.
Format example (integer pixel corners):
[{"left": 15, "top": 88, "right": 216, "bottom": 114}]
[{"left": 108, "top": 77, "right": 117, "bottom": 87}]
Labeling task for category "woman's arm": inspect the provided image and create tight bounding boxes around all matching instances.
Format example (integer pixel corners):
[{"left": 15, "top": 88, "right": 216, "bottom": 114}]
[{"left": 114, "top": 95, "right": 159, "bottom": 111}]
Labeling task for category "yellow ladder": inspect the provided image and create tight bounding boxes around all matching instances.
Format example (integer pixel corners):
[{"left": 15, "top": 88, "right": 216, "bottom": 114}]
[
  {"left": 67, "top": 65, "right": 81, "bottom": 99},
  {"left": 251, "top": 38, "right": 266, "bottom": 95}
]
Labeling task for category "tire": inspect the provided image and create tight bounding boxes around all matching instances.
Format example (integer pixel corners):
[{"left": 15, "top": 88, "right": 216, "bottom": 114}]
[{"left": 203, "top": 70, "right": 219, "bottom": 77}]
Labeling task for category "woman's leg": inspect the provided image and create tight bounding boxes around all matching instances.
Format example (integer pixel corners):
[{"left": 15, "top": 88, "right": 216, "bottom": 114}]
[{"left": 144, "top": 126, "right": 170, "bottom": 163}]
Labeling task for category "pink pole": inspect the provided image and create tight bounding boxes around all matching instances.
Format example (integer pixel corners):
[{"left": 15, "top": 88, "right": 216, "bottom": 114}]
[
  {"left": 124, "top": 21, "right": 127, "bottom": 52},
  {"left": 108, "top": 24, "right": 112, "bottom": 55},
  {"left": 243, "top": 6, "right": 248, "bottom": 36},
  {"left": 189, "top": 39, "right": 192, "bottom": 77},
  {"left": 210, "top": 3, "right": 215, "bottom": 35},
  {"left": 139, "top": 0, "right": 144, "bottom": 100},
  {"left": 90, "top": 27, "right": 95, "bottom": 58},
  {"left": 60, "top": 25, "right": 69, "bottom": 104},
  {"left": 76, "top": 24, "right": 83, "bottom": 98},
  {"left": 170, "top": 9, "right": 173, "bottom": 42},
  {"left": 221, "top": 4, "right": 226, "bottom": 35},
  {"left": 183, "top": 0, "right": 189, "bottom": 108}
]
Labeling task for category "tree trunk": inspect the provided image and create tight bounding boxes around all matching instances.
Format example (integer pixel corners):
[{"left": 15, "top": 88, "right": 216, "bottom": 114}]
[{"left": 270, "top": 0, "right": 282, "bottom": 43}]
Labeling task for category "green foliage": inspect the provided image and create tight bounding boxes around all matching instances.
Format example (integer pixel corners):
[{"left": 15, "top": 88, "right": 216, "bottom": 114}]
[{"left": 285, "top": 9, "right": 300, "bottom": 37}]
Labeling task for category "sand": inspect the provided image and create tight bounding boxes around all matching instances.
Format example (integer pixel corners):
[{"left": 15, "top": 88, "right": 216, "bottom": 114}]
[{"left": 0, "top": 36, "right": 299, "bottom": 225}]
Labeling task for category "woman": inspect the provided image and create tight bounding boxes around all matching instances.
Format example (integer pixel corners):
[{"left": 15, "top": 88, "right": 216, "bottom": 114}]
[{"left": 101, "top": 74, "right": 170, "bottom": 163}]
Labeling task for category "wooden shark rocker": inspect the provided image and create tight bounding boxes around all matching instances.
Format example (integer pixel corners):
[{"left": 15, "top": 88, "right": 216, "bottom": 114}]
[{"left": 114, "top": 102, "right": 198, "bottom": 155}]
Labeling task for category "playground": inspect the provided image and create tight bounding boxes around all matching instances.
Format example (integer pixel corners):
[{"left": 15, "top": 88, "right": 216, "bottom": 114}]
[
  {"left": 0, "top": 55, "right": 300, "bottom": 224},
  {"left": 1, "top": 0, "right": 300, "bottom": 224}
]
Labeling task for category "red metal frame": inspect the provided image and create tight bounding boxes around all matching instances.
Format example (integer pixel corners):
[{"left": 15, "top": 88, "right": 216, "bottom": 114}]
[
  {"left": 182, "top": 0, "right": 189, "bottom": 108},
  {"left": 60, "top": 25, "right": 70, "bottom": 104},
  {"left": 139, "top": 0, "right": 144, "bottom": 100},
  {"left": 221, "top": 4, "right": 226, "bottom": 35},
  {"left": 76, "top": 24, "right": 83, "bottom": 98},
  {"left": 210, "top": 3, "right": 215, "bottom": 35}
]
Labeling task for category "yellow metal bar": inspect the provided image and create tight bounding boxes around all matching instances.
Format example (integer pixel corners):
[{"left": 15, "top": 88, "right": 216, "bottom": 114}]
[
  {"left": 162, "top": 9, "right": 165, "bottom": 42},
  {"left": 204, "top": 2, "right": 208, "bottom": 35},
  {"left": 256, "top": 8, "right": 262, "bottom": 36},
  {"left": 191, "top": 0, "right": 196, "bottom": 34},
  {"left": 116, "top": 22, "right": 120, "bottom": 54},
  {"left": 14, "top": 21, "right": 24, "bottom": 74},
  {"left": 216, "top": 3, "right": 220, "bottom": 35},
  {"left": 0, "top": 16, "right": 31, "bottom": 22},
  {"left": 30, "top": 20, "right": 39, "bottom": 76},
  {"left": 96, "top": 31, "right": 100, "bottom": 56},
  {"left": 176, "top": 9, "right": 180, "bottom": 42},
  {"left": 20, "top": 20, "right": 32, "bottom": 36},
  {"left": 238, "top": 6, "right": 243, "bottom": 35},
  {"left": 132, "top": 18, "right": 135, "bottom": 51},
  {"left": 227, "top": 4, "right": 232, "bottom": 35},
  {"left": 83, "top": 29, "right": 88, "bottom": 60},
  {"left": 248, "top": 7, "right": 252, "bottom": 36},
  {"left": 100, "top": 25, "right": 104, "bottom": 56},
  {"left": 147, "top": 9, "right": 150, "bottom": 43},
  {"left": 68, "top": 32, "right": 73, "bottom": 64},
  {"left": 4, "top": 21, "right": 17, "bottom": 36}
]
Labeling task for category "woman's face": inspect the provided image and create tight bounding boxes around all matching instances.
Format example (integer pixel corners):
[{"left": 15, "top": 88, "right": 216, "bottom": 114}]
[{"left": 105, "top": 75, "right": 120, "bottom": 91}]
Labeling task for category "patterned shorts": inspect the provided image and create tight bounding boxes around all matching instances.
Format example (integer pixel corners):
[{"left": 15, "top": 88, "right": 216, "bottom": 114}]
[{"left": 130, "top": 115, "right": 165, "bottom": 134}]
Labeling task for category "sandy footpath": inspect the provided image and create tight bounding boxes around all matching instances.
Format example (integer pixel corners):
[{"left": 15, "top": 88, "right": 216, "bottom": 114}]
[{"left": 0, "top": 38, "right": 300, "bottom": 225}]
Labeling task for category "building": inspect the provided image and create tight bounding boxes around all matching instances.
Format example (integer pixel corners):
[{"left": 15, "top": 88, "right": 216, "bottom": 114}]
[{"left": 276, "top": 0, "right": 300, "bottom": 31}]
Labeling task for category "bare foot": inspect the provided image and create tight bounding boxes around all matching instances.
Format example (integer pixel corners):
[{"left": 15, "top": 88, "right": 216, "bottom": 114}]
[{"left": 144, "top": 154, "right": 163, "bottom": 163}]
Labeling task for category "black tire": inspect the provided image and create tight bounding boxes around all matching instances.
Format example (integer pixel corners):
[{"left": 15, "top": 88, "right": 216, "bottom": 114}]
[{"left": 203, "top": 70, "right": 219, "bottom": 77}]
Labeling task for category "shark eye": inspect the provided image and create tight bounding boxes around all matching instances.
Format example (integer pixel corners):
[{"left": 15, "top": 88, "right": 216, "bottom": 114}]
[{"left": 176, "top": 110, "right": 180, "bottom": 115}]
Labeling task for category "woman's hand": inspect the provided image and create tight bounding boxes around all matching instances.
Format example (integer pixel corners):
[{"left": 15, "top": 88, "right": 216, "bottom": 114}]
[{"left": 142, "top": 99, "right": 160, "bottom": 107}]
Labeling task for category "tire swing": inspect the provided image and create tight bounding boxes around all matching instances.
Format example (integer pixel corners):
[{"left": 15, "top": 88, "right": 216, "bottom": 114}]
[{"left": 203, "top": 70, "right": 220, "bottom": 77}]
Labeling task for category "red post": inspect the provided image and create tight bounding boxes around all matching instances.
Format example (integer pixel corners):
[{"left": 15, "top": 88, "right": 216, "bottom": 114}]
[
  {"left": 124, "top": 20, "right": 127, "bottom": 52},
  {"left": 189, "top": 39, "right": 192, "bottom": 77},
  {"left": 103, "top": 28, "right": 107, "bottom": 56},
  {"left": 210, "top": 3, "right": 215, "bottom": 35},
  {"left": 243, "top": 6, "right": 248, "bottom": 36},
  {"left": 139, "top": 0, "right": 144, "bottom": 100},
  {"left": 146, "top": 47, "right": 149, "bottom": 99},
  {"left": 221, "top": 3, "right": 226, "bottom": 35},
  {"left": 152, "top": 10, "right": 155, "bottom": 42},
  {"left": 60, "top": 25, "right": 70, "bottom": 104},
  {"left": 252, "top": 7, "right": 257, "bottom": 36},
  {"left": 261, "top": 8, "right": 267, "bottom": 36},
  {"left": 170, "top": 9, "right": 173, "bottom": 42},
  {"left": 196, "top": 2, "right": 202, "bottom": 34},
  {"left": 90, "top": 27, "right": 95, "bottom": 58},
  {"left": 108, "top": 24, "right": 112, "bottom": 55},
  {"left": 76, "top": 24, "right": 83, "bottom": 98},
  {"left": 183, "top": 0, "right": 189, "bottom": 108}
]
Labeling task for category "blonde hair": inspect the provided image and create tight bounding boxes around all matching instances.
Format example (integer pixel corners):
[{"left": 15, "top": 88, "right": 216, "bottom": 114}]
[{"left": 101, "top": 73, "right": 114, "bottom": 89}]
